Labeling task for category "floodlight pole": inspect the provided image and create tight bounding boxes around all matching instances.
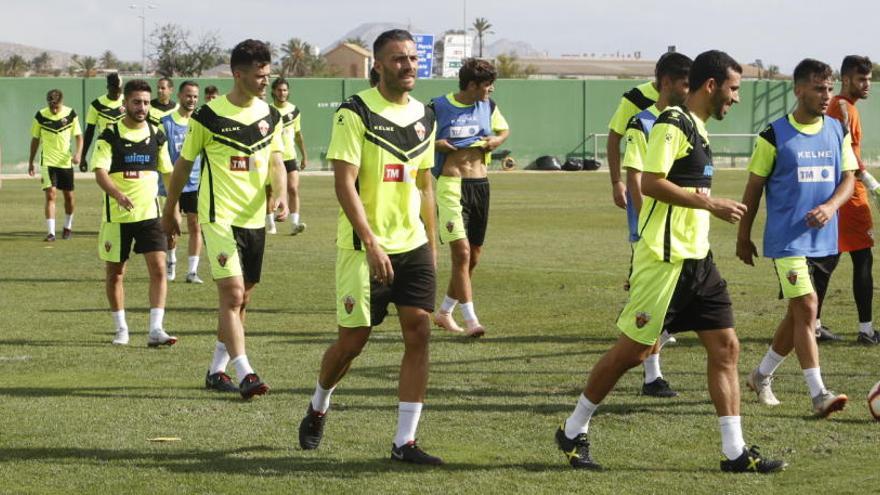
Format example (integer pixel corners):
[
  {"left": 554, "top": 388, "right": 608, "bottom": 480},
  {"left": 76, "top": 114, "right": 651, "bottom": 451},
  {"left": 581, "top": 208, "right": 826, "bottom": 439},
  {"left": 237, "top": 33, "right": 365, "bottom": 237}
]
[{"left": 130, "top": 3, "right": 157, "bottom": 76}]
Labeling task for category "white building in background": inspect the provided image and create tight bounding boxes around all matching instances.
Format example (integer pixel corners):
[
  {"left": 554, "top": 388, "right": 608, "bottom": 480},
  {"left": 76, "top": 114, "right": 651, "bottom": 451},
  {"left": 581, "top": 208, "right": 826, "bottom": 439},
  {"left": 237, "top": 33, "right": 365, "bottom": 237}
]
[{"left": 441, "top": 34, "right": 473, "bottom": 78}]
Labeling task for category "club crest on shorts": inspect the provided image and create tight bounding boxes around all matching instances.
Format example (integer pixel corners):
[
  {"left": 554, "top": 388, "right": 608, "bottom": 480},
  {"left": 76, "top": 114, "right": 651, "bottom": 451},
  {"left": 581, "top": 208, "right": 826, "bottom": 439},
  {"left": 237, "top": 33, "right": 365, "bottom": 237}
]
[
  {"left": 343, "top": 295, "right": 355, "bottom": 314},
  {"left": 104, "top": 240, "right": 112, "bottom": 252},
  {"left": 786, "top": 269, "right": 798, "bottom": 285},
  {"left": 635, "top": 312, "right": 650, "bottom": 328},
  {"left": 414, "top": 121, "right": 426, "bottom": 141},
  {"left": 258, "top": 119, "right": 269, "bottom": 137},
  {"left": 446, "top": 220, "right": 455, "bottom": 233},
  {"left": 217, "top": 252, "right": 229, "bottom": 268}
]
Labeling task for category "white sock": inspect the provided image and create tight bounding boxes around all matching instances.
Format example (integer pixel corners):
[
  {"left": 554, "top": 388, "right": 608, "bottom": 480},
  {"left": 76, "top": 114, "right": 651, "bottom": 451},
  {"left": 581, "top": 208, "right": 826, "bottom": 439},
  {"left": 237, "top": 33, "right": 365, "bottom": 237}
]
[
  {"left": 815, "top": 318, "right": 822, "bottom": 330},
  {"left": 719, "top": 416, "right": 746, "bottom": 460},
  {"left": 440, "top": 295, "right": 458, "bottom": 314},
  {"left": 230, "top": 355, "right": 254, "bottom": 382},
  {"left": 266, "top": 214, "right": 276, "bottom": 227},
  {"left": 564, "top": 394, "right": 598, "bottom": 438},
  {"left": 803, "top": 367, "right": 826, "bottom": 398},
  {"left": 460, "top": 301, "right": 478, "bottom": 322},
  {"left": 188, "top": 256, "right": 199, "bottom": 274},
  {"left": 64, "top": 214, "right": 73, "bottom": 230},
  {"left": 393, "top": 402, "right": 423, "bottom": 448},
  {"left": 859, "top": 321, "right": 874, "bottom": 336},
  {"left": 149, "top": 308, "right": 165, "bottom": 331},
  {"left": 112, "top": 310, "right": 127, "bottom": 330},
  {"left": 209, "top": 341, "right": 229, "bottom": 374},
  {"left": 167, "top": 248, "right": 177, "bottom": 264},
  {"left": 758, "top": 347, "right": 786, "bottom": 376},
  {"left": 291, "top": 212, "right": 301, "bottom": 225},
  {"left": 310, "top": 381, "right": 336, "bottom": 414},
  {"left": 47, "top": 218, "right": 55, "bottom": 235},
  {"left": 643, "top": 353, "right": 662, "bottom": 383}
]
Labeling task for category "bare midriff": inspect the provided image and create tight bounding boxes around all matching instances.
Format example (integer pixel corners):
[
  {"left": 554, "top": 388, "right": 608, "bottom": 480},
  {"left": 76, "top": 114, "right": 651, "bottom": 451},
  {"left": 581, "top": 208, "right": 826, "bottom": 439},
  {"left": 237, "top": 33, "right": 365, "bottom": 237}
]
[{"left": 441, "top": 146, "right": 487, "bottom": 178}]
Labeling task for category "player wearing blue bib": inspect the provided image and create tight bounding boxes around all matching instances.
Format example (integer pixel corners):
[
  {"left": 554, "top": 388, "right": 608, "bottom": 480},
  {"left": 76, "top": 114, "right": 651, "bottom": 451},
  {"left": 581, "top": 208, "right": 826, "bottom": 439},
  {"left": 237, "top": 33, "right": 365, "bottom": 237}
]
[
  {"left": 160, "top": 80, "right": 204, "bottom": 284},
  {"left": 429, "top": 58, "right": 509, "bottom": 337},
  {"left": 621, "top": 52, "right": 692, "bottom": 398},
  {"left": 738, "top": 59, "right": 856, "bottom": 418}
]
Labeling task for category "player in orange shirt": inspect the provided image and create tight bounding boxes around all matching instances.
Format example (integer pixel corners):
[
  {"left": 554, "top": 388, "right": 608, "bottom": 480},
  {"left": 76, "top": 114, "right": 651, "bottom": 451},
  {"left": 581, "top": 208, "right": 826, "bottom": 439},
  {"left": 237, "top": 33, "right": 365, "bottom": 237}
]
[{"left": 808, "top": 55, "right": 877, "bottom": 345}]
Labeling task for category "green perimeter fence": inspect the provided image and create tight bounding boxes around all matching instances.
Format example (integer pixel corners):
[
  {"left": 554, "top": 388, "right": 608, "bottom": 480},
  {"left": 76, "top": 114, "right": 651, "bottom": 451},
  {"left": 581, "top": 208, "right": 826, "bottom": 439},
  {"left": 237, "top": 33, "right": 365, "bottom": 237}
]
[{"left": 2, "top": 77, "right": 879, "bottom": 171}]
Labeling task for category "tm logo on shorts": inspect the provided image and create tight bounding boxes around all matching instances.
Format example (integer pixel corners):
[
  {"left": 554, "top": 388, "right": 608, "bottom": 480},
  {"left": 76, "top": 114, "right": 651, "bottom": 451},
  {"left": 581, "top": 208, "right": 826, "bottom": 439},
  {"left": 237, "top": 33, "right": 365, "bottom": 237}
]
[
  {"left": 383, "top": 164, "right": 404, "bottom": 182},
  {"left": 343, "top": 295, "right": 355, "bottom": 314},
  {"left": 786, "top": 270, "right": 798, "bottom": 285},
  {"left": 217, "top": 252, "right": 229, "bottom": 268},
  {"left": 635, "top": 312, "right": 651, "bottom": 328}
]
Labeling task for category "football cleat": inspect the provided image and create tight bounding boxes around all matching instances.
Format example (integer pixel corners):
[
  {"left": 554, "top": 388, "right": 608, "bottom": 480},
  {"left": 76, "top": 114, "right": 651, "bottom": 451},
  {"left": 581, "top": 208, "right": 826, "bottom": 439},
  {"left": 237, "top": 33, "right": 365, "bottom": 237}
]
[
  {"left": 390, "top": 441, "right": 444, "bottom": 465},
  {"left": 185, "top": 272, "right": 204, "bottom": 284},
  {"left": 856, "top": 332, "right": 880, "bottom": 346},
  {"left": 147, "top": 329, "right": 177, "bottom": 347},
  {"left": 433, "top": 312, "right": 464, "bottom": 333},
  {"left": 205, "top": 371, "right": 238, "bottom": 393},
  {"left": 166, "top": 262, "right": 176, "bottom": 281},
  {"left": 720, "top": 445, "right": 786, "bottom": 473},
  {"left": 658, "top": 330, "right": 677, "bottom": 348},
  {"left": 815, "top": 325, "right": 841, "bottom": 342},
  {"left": 812, "top": 390, "right": 848, "bottom": 418},
  {"left": 61, "top": 228, "right": 72, "bottom": 240},
  {"left": 747, "top": 369, "right": 780, "bottom": 406},
  {"left": 298, "top": 404, "right": 327, "bottom": 450},
  {"left": 642, "top": 377, "right": 678, "bottom": 398},
  {"left": 239, "top": 373, "right": 269, "bottom": 399},
  {"left": 44, "top": 233, "right": 56, "bottom": 242},
  {"left": 111, "top": 328, "right": 129, "bottom": 346},
  {"left": 290, "top": 222, "right": 307, "bottom": 236},
  {"left": 464, "top": 320, "right": 485, "bottom": 338},
  {"left": 555, "top": 424, "right": 602, "bottom": 470}
]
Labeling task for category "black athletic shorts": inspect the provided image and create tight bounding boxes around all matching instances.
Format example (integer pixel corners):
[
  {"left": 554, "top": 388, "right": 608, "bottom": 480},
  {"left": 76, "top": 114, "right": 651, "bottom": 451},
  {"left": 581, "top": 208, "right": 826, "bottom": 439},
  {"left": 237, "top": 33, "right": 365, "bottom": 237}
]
[
  {"left": 43, "top": 166, "right": 75, "bottom": 191},
  {"left": 283, "top": 159, "right": 300, "bottom": 173},
  {"left": 233, "top": 226, "right": 266, "bottom": 284},
  {"left": 370, "top": 243, "right": 436, "bottom": 326},
  {"left": 664, "top": 251, "right": 734, "bottom": 332},
  {"left": 100, "top": 218, "right": 168, "bottom": 264},
  {"left": 179, "top": 191, "right": 198, "bottom": 214},
  {"left": 462, "top": 177, "right": 490, "bottom": 246}
]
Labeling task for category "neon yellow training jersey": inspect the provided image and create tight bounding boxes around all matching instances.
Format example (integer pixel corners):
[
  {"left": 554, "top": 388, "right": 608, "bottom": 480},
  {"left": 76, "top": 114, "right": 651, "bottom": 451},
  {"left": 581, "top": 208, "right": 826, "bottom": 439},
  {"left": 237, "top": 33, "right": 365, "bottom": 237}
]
[
  {"left": 621, "top": 104, "right": 661, "bottom": 172},
  {"left": 85, "top": 94, "right": 125, "bottom": 134},
  {"left": 327, "top": 87, "right": 436, "bottom": 254},
  {"left": 148, "top": 98, "right": 179, "bottom": 126},
  {"left": 608, "top": 81, "right": 659, "bottom": 136},
  {"left": 272, "top": 101, "right": 302, "bottom": 161},
  {"left": 92, "top": 121, "right": 173, "bottom": 223},
  {"left": 180, "top": 95, "right": 284, "bottom": 228},
  {"left": 31, "top": 105, "right": 82, "bottom": 168}
]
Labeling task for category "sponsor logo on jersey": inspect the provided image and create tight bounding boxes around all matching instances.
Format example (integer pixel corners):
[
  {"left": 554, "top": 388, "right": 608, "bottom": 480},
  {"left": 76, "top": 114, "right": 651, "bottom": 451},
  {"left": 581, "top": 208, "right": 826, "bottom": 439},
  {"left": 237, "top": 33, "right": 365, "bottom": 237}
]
[
  {"left": 797, "top": 166, "right": 834, "bottom": 183},
  {"left": 344, "top": 295, "right": 355, "bottom": 314},
  {"left": 786, "top": 269, "right": 798, "bottom": 285},
  {"left": 383, "top": 164, "right": 405, "bottom": 182},
  {"left": 635, "top": 312, "right": 650, "bottom": 328},
  {"left": 123, "top": 170, "right": 140, "bottom": 179},
  {"left": 230, "top": 156, "right": 249, "bottom": 172},
  {"left": 124, "top": 153, "right": 152, "bottom": 165}
]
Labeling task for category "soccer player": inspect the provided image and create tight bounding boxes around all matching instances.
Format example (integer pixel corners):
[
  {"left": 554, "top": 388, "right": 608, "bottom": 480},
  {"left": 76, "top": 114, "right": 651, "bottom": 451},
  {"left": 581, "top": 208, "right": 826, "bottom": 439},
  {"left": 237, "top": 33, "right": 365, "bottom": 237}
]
[
  {"left": 555, "top": 51, "right": 785, "bottom": 473},
  {"left": 161, "top": 39, "right": 288, "bottom": 398},
  {"left": 204, "top": 85, "right": 220, "bottom": 102},
  {"left": 738, "top": 59, "right": 854, "bottom": 416},
  {"left": 620, "top": 52, "right": 692, "bottom": 397},
  {"left": 161, "top": 80, "right": 203, "bottom": 284},
  {"left": 80, "top": 73, "right": 124, "bottom": 172},
  {"left": 297, "top": 30, "right": 441, "bottom": 465},
  {"left": 148, "top": 77, "right": 179, "bottom": 126},
  {"left": 430, "top": 58, "right": 509, "bottom": 337},
  {"left": 28, "top": 89, "right": 83, "bottom": 241},
  {"left": 607, "top": 70, "right": 658, "bottom": 211},
  {"left": 93, "top": 79, "right": 177, "bottom": 348},
  {"left": 269, "top": 77, "right": 309, "bottom": 235},
  {"left": 807, "top": 55, "right": 877, "bottom": 345}
]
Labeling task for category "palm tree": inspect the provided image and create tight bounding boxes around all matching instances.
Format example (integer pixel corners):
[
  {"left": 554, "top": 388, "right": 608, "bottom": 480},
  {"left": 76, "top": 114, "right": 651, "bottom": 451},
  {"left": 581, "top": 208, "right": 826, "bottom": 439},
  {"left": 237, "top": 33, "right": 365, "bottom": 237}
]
[
  {"left": 280, "top": 38, "right": 314, "bottom": 77},
  {"left": 73, "top": 55, "right": 98, "bottom": 77},
  {"left": 472, "top": 17, "right": 493, "bottom": 58},
  {"left": 5, "top": 54, "right": 30, "bottom": 77},
  {"left": 99, "top": 50, "right": 120, "bottom": 69},
  {"left": 30, "top": 51, "right": 52, "bottom": 74}
]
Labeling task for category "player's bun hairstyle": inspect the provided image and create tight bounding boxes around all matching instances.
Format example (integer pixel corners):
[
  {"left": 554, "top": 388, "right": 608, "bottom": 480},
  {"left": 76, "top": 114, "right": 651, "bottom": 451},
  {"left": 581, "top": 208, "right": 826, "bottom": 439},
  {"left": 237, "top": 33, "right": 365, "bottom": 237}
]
[
  {"left": 369, "top": 68, "right": 380, "bottom": 87},
  {"left": 841, "top": 55, "right": 873, "bottom": 77},
  {"left": 106, "top": 72, "right": 122, "bottom": 89},
  {"left": 271, "top": 77, "right": 288, "bottom": 91},
  {"left": 793, "top": 58, "right": 833, "bottom": 85},
  {"left": 204, "top": 85, "right": 219, "bottom": 96},
  {"left": 123, "top": 79, "right": 152, "bottom": 98},
  {"left": 655, "top": 52, "right": 692, "bottom": 85},
  {"left": 373, "top": 29, "right": 413, "bottom": 56},
  {"left": 178, "top": 80, "right": 199, "bottom": 92},
  {"left": 689, "top": 50, "right": 742, "bottom": 91},
  {"left": 230, "top": 39, "right": 272, "bottom": 72},
  {"left": 458, "top": 58, "right": 497, "bottom": 91},
  {"left": 46, "top": 89, "right": 63, "bottom": 102}
]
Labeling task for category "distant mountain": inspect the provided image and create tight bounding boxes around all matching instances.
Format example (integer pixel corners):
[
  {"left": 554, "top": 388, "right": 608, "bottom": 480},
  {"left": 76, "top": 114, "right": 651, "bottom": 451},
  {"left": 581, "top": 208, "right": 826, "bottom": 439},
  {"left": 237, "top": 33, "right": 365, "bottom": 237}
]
[
  {"left": 0, "top": 41, "right": 77, "bottom": 69},
  {"left": 483, "top": 38, "right": 546, "bottom": 58},
  {"left": 323, "top": 22, "right": 430, "bottom": 54}
]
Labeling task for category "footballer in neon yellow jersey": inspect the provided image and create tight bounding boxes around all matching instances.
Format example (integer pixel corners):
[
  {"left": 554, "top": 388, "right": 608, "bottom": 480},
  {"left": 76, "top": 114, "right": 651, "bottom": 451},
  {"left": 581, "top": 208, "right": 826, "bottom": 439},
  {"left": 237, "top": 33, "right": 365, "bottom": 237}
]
[
  {"left": 269, "top": 77, "right": 309, "bottom": 235},
  {"left": 297, "top": 30, "right": 444, "bottom": 465},
  {"left": 93, "top": 79, "right": 177, "bottom": 349},
  {"left": 607, "top": 79, "right": 659, "bottom": 210},
  {"left": 161, "top": 39, "right": 289, "bottom": 399},
  {"left": 81, "top": 73, "right": 124, "bottom": 172},
  {"left": 28, "top": 89, "right": 84, "bottom": 241},
  {"left": 148, "top": 77, "right": 179, "bottom": 126}
]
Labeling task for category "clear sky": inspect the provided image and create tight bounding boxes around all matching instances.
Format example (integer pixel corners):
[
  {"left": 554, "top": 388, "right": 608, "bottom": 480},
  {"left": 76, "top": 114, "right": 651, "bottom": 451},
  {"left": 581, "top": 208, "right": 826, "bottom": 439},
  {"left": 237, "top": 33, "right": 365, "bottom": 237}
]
[{"left": 3, "top": 0, "right": 877, "bottom": 73}]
